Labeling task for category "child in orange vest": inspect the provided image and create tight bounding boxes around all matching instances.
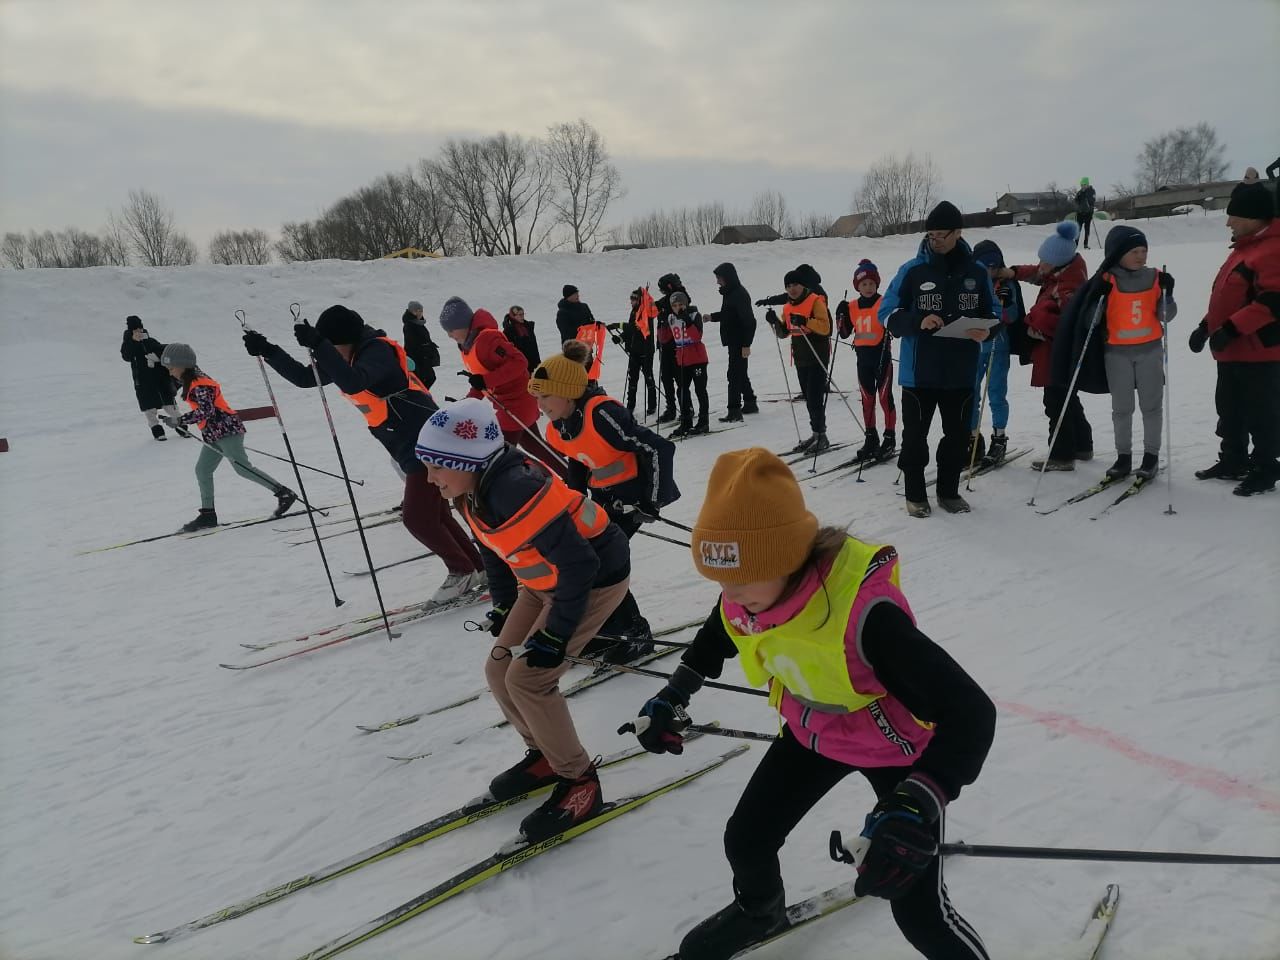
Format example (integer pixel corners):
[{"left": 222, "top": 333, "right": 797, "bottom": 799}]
[
  {"left": 837, "top": 259, "right": 897, "bottom": 462},
  {"left": 159, "top": 343, "right": 295, "bottom": 532}
]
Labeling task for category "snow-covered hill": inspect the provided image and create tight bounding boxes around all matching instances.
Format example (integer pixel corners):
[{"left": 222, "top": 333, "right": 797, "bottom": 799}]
[{"left": 1, "top": 212, "right": 1277, "bottom": 959}]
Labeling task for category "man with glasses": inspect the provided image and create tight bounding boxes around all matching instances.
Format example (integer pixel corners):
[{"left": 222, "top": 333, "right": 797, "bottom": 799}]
[{"left": 880, "top": 201, "right": 997, "bottom": 517}]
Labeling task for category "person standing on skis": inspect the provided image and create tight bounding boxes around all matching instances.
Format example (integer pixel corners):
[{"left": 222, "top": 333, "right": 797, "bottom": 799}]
[
  {"left": 967, "top": 240, "right": 1026, "bottom": 469},
  {"left": 242, "top": 305, "right": 487, "bottom": 605},
  {"left": 704, "top": 262, "right": 759, "bottom": 422},
  {"left": 835, "top": 259, "right": 897, "bottom": 463},
  {"left": 416, "top": 397, "right": 631, "bottom": 843},
  {"left": 613, "top": 287, "right": 659, "bottom": 417},
  {"left": 654, "top": 273, "right": 688, "bottom": 423},
  {"left": 629, "top": 447, "right": 995, "bottom": 960},
  {"left": 766, "top": 266, "right": 833, "bottom": 454},
  {"left": 668, "top": 291, "right": 711, "bottom": 437}
]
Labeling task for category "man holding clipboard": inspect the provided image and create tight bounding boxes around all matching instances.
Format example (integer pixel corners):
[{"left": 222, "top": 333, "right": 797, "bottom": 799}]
[{"left": 879, "top": 201, "right": 998, "bottom": 517}]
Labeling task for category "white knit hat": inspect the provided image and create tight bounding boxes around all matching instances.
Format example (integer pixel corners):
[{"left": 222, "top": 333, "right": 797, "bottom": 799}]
[{"left": 414, "top": 398, "right": 505, "bottom": 472}]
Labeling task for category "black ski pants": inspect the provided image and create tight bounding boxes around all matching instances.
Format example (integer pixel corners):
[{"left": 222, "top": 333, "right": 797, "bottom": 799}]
[
  {"left": 725, "top": 349, "right": 757, "bottom": 412},
  {"left": 1215, "top": 361, "right": 1280, "bottom": 476},
  {"left": 795, "top": 363, "right": 828, "bottom": 435},
  {"left": 676, "top": 363, "right": 709, "bottom": 427},
  {"left": 1042, "top": 384, "right": 1093, "bottom": 461},
  {"left": 899, "top": 387, "right": 973, "bottom": 502},
  {"left": 658, "top": 342, "right": 678, "bottom": 412},
  {"left": 724, "top": 731, "right": 989, "bottom": 960},
  {"left": 1079, "top": 212, "right": 1094, "bottom": 248},
  {"left": 625, "top": 343, "right": 657, "bottom": 414}
]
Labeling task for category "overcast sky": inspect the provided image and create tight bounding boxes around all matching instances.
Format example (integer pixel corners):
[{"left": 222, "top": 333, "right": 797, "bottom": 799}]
[{"left": 2, "top": 0, "right": 1277, "bottom": 248}]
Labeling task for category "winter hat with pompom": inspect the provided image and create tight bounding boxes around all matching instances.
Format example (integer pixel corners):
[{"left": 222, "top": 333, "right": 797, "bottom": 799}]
[
  {"left": 1037, "top": 221, "right": 1080, "bottom": 268},
  {"left": 414, "top": 397, "right": 505, "bottom": 472},
  {"left": 852, "top": 259, "right": 880, "bottom": 287}
]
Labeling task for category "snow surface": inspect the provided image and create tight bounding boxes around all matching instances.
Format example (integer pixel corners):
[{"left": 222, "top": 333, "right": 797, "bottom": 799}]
[{"left": 1, "top": 212, "right": 1278, "bottom": 960}]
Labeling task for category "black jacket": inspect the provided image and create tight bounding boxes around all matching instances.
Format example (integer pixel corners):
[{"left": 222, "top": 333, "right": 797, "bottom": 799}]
[
  {"left": 555, "top": 298, "right": 597, "bottom": 345},
  {"left": 260, "top": 325, "right": 437, "bottom": 473},
  {"left": 1075, "top": 184, "right": 1097, "bottom": 217},
  {"left": 552, "top": 386, "right": 679, "bottom": 512},
  {"left": 502, "top": 313, "right": 542, "bottom": 372},
  {"left": 679, "top": 597, "right": 996, "bottom": 802},
  {"left": 1050, "top": 273, "right": 1111, "bottom": 394},
  {"left": 469, "top": 447, "right": 630, "bottom": 639},
  {"left": 120, "top": 331, "right": 176, "bottom": 410},
  {"left": 707, "top": 262, "right": 757, "bottom": 350},
  {"left": 401, "top": 312, "right": 440, "bottom": 389}
]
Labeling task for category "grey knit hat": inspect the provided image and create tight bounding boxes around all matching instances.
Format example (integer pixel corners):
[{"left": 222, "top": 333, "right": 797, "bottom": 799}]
[
  {"left": 439, "top": 296, "right": 475, "bottom": 333},
  {"left": 160, "top": 342, "right": 197, "bottom": 367}
]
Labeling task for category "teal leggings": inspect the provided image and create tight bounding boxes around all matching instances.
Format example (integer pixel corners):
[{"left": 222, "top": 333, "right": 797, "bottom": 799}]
[{"left": 196, "top": 434, "right": 281, "bottom": 509}]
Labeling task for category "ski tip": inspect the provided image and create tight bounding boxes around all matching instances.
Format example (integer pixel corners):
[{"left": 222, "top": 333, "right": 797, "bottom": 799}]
[{"left": 133, "top": 934, "right": 168, "bottom": 944}]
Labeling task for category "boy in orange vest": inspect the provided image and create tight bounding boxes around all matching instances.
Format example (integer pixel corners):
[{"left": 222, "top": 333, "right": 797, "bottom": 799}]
[{"left": 837, "top": 259, "right": 896, "bottom": 462}]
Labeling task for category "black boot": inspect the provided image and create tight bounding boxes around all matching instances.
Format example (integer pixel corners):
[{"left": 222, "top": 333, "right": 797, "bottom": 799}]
[
  {"left": 1195, "top": 460, "right": 1247, "bottom": 481},
  {"left": 518, "top": 765, "right": 604, "bottom": 843},
  {"left": 271, "top": 488, "right": 298, "bottom": 519},
  {"left": 718, "top": 409, "right": 744, "bottom": 423},
  {"left": 658, "top": 406, "right": 677, "bottom": 424},
  {"left": 181, "top": 508, "right": 218, "bottom": 533},
  {"left": 741, "top": 400, "right": 759, "bottom": 415},
  {"left": 854, "top": 427, "right": 880, "bottom": 462},
  {"left": 1233, "top": 467, "right": 1277, "bottom": 497},
  {"left": 151, "top": 423, "right": 167, "bottom": 441},
  {"left": 671, "top": 420, "right": 693, "bottom": 439},
  {"left": 878, "top": 429, "right": 897, "bottom": 460},
  {"left": 967, "top": 432, "right": 986, "bottom": 466},
  {"left": 810, "top": 432, "right": 831, "bottom": 453},
  {"left": 1105, "top": 454, "right": 1132, "bottom": 481},
  {"left": 489, "top": 749, "right": 557, "bottom": 801},
  {"left": 1134, "top": 452, "right": 1159, "bottom": 482},
  {"left": 691, "top": 413, "right": 710, "bottom": 435},
  {"left": 980, "top": 433, "right": 1007, "bottom": 468},
  {"left": 678, "top": 888, "right": 787, "bottom": 960},
  {"left": 790, "top": 434, "right": 817, "bottom": 454}
]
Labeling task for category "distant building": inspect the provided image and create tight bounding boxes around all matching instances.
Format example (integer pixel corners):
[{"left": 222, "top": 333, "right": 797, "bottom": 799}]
[
  {"left": 712, "top": 224, "right": 782, "bottom": 245},
  {"left": 382, "top": 247, "right": 441, "bottom": 259},
  {"left": 994, "top": 192, "right": 1069, "bottom": 224},
  {"left": 601, "top": 243, "right": 648, "bottom": 252},
  {"left": 825, "top": 213, "right": 870, "bottom": 239}
]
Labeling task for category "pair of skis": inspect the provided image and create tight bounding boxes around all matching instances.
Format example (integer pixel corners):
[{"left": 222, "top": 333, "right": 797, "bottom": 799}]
[
  {"left": 1035, "top": 471, "right": 1158, "bottom": 519},
  {"left": 666, "top": 424, "right": 745, "bottom": 443},
  {"left": 78, "top": 503, "right": 342, "bottom": 555}
]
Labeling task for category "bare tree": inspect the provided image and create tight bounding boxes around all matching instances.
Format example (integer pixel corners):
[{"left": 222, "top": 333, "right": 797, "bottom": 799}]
[
  {"left": 2, "top": 232, "right": 26, "bottom": 269},
  {"left": 484, "top": 132, "right": 557, "bottom": 255},
  {"left": 545, "top": 119, "right": 624, "bottom": 253},
  {"left": 748, "top": 190, "right": 793, "bottom": 237},
  {"left": 687, "top": 202, "right": 729, "bottom": 245},
  {"left": 117, "top": 190, "right": 196, "bottom": 266},
  {"left": 102, "top": 214, "right": 131, "bottom": 266},
  {"left": 1131, "top": 123, "right": 1229, "bottom": 192},
  {"left": 854, "top": 153, "right": 940, "bottom": 235},
  {"left": 209, "top": 229, "right": 272, "bottom": 265},
  {"left": 25, "top": 231, "right": 59, "bottom": 267},
  {"left": 794, "top": 212, "right": 836, "bottom": 237}
]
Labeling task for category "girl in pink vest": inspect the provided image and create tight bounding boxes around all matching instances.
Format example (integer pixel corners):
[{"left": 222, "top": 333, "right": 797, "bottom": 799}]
[{"left": 630, "top": 448, "right": 995, "bottom": 960}]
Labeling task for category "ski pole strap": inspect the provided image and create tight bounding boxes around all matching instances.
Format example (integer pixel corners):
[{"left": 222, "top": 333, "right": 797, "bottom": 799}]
[
  {"left": 940, "top": 842, "right": 1280, "bottom": 866},
  {"left": 829, "top": 830, "right": 871, "bottom": 867}
]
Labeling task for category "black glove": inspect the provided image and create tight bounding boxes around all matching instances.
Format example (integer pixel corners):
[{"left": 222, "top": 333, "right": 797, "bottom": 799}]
[
  {"left": 485, "top": 605, "right": 510, "bottom": 638},
  {"left": 754, "top": 298, "right": 769, "bottom": 307},
  {"left": 467, "top": 373, "right": 487, "bottom": 391},
  {"left": 294, "top": 320, "right": 323, "bottom": 349},
  {"left": 160, "top": 414, "right": 191, "bottom": 438},
  {"left": 242, "top": 331, "right": 271, "bottom": 356},
  {"left": 1209, "top": 321, "right": 1239, "bottom": 353},
  {"left": 1095, "top": 277, "right": 1113, "bottom": 299},
  {"left": 523, "top": 628, "right": 568, "bottom": 669},
  {"left": 1158, "top": 272, "right": 1175, "bottom": 294},
  {"left": 627, "top": 664, "right": 704, "bottom": 754},
  {"left": 1188, "top": 320, "right": 1209, "bottom": 354},
  {"left": 764, "top": 308, "right": 780, "bottom": 326},
  {"left": 853, "top": 778, "right": 941, "bottom": 900},
  {"left": 835, "top": 301, "right": 850, "bottom": 322}
]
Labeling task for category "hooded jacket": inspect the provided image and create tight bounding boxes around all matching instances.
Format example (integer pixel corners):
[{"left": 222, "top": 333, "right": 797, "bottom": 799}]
[
  {"left": 973, "top": 239, "right": 1029, "bottom": 356},
  {"left": 120, "top": 330, "right": 177, "bottom": 410},
  {"left": 459, "top": 309, "right": 540, "bottom": 432},
  {"left": 1203, "top": 220, "right": 1280, "bottom": 362},
  {"left": 1011, "top": 254, "right": 1088, "bottom": 388},
  {"left": 555, "top": 297, "right": 597, "bottom": 346},
  {"left": 707, "top": 262, "right": 757, "bottom": 350},
  {"left": 401, "top": 310, "right": 440, "bottom": 388}
]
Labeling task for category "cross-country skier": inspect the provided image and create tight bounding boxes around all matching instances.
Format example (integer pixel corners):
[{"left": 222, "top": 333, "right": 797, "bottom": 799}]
[
  {"left": 668, "top": 291, "right": 710, "bottom": 437},
  {"left": 160, "top": 342, "right": 295, "bottom": 532},
  {"left": 415, "top": 397, "right": 631, "bottom": 842},
  {"left": 654, "top": 273, "right": 688, "bottom": 422},
  {"left": 835, "top": 259, "right": 897, "bottom": 463},
  {"left": 528, "top": 346, "right": 680, "bottom": 662},
  {"left": 968, "top": 241, "right": 1026, "bottom": 468},
  {"left": 765, "top": 266, "right": 833, "bottom": 454},
  {"left": 629, "top": 447, "right": 996, "bottom": 960},
  {"left": 242, "top": 305, "right": 487, "bottom": 604},
  {"left": 613, "top": 287, "right": 658, "bottom": 417}
]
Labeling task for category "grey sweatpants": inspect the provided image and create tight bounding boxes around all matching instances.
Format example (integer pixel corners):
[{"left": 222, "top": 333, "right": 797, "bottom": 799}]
[
  {"left": 1105, "top": 341, "right": 1164, "bottom": 455},
  {"left": 195, "top": 433, "right": 282, "bottom": 508}
]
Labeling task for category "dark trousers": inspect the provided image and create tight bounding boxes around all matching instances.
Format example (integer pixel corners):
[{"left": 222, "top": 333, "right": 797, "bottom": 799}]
[
  {"left": 658, "top": 342, "right": 678, "bottom": 411},
  {"left": 899, "top": 387, "right": 973, "bottom": 501},
  {"left": 725, "top": 731, "right": 989, "bottom": 960},
  {"left": 625, "top": 345, "right": 657, "bottom": 414},
  {"left": 1080, "top": 212, "right": 1094, "bottom": 248},
  {"left": 401, "top": 471, "right": 484, "bottom": 574},
  {"left": 1216, "top": 361, "right": 1280, "bottom": 475},
  {"left": 795, "top": 363, "right": 828, "bottom": 434},
  {"left": 857, "top": 345, "right": 896, "bottom": 432},
  {"left": 599, "top": 509, "right": 645, "bottom": 637},
  {"left": 725, "top": 350, "right": 757, "bottom": 411},
  {"left": 1043, "top": 385, "right": 1094, "bottom": 460},
  {"left": 676, "top": 363, "right": 709, "bottom": 426}
]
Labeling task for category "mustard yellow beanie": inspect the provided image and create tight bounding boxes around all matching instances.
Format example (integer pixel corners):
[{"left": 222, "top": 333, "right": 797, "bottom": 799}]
[
  {"left": 692, "top": 448, "right": 818, "bottom": 584},
  {"left": 528, "top": 354, "right": 588, "bottom": 399}
]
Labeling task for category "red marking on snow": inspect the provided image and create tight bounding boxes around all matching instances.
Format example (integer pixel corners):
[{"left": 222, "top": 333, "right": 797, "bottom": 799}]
[
  {"left": 999, "top": 699, "right": 1280, "bottom": 814},
  {"left": 0, "top": 437, "right": 8, "bottom": 452}
]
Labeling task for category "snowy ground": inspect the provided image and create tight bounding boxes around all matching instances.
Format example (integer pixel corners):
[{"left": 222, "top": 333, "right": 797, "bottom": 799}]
[{"left": 1, "top": 212, "right": 1278, "bottom": 960}]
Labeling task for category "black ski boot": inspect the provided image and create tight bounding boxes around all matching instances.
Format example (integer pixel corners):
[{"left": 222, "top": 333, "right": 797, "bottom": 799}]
[
  {"left": 1232, "top": 467, "right": 1277, "bottom": 497},
  {"left": 691, "top": 415, "right": 710, "bottom": 436},
  {"left": 791, "top": 434, "right": 817, "bottom": 454},
  {"left": 809, "top": 432, "right": 831, "bottom": 453},
  {"left": 151, "top": 423, "right": 167, "bottom": 441},
  {"left": 489, "top": 749, "right": 558, "bottom": 801},
  {"left": 967, "top": 432, "right": 986, "bottom": 466},
  {"left": 678, "top": 887, "right": 787, "bottom": 960},
  {"left": 519, "top": 764, "right": 603, "bottom": 843},
  {"left": 658, "top": 407, "right": 677, "bottom": 424},
  {"left": 1195, "top": 460, "right": 1247, "bottom": 481},
  {"left": 271, "top": 488, "right": 298, "bottom": 519},
  {"left": 671, "top": 420, "right": 693, "bottom": 439},
  {"left": 741, "top": 400, "right": 760, "bottom": 415},
  {"left": 1105, "top": 454, "right": 1132, "bottom": 481},
  {"left": 718, "top": 409, "right": 744, "bottom": 423},
  {"left": 1134, "top": 452, "right": 1159, "bottom": 482},
  {"left": 938, "top": 493, "right": 972, "bottom": 514},
  {"left": 878, "top": 429, "right": 897, "bottom": 460},
  {"left": 980, "top": 433, "right": 1007, "bottom": 468},
  {"left": 854, "top": 427, "right": 880, "bottom": 462},
  {"left": 181, "top": 508, "right": 217, "bottom": 533}
]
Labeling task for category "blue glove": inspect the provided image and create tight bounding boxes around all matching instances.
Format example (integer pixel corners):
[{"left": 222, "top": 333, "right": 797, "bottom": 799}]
[
  {"left": 852, "top": 778, "right": 941, "bottom": 900},
  {"left": 523, "top": 628, "right": 568, "bottom": 669}
]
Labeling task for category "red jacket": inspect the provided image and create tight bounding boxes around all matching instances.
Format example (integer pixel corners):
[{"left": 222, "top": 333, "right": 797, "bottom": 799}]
[
  {"left": 1205, "top": 221, "right": 1280, "bottom": 363},
  {"left": 1015, "top": 254, "right": 1088, "bottom": 387},
  {"left": 670, "top": 310, "right": 709, "bottom": 367},
  {"left": 461, "top": 309, "right": 539, "bottom": 431}
]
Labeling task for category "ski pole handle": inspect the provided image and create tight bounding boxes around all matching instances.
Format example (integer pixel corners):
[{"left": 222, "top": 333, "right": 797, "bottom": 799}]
[{"left": 829, "top": 830, "right": 871, "bottom": 868}]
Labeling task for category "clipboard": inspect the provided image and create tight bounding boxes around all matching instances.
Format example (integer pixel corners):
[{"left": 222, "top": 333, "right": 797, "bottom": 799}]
[{"left": 933, "top": 316, "right": 1001, "bottom": 339}]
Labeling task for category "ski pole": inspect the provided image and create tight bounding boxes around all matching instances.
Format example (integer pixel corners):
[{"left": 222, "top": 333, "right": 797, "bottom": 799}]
[
  {"left": 1160, "top": 265, "right": 1176, "bottom": 516},
  {"left": 1029, "top": 297, "right": 1105, "bottom": 507},
  {"left": 237, "top": 309, "right": 343, "bottom": 607},
  {"left": 796, "top": 329, "right": 865, "bottom": 432},
  {"left": 237, "top": 443, "right": 362, "bottom": 484},
  {"left": 636, "top": 528, "right": 691, "bottom": 549},
  {"left": 769, "top": 314, "right": 805, "bottom": 447},
  {"left": 564, "top": 653, "right": 767, "bottom": 697},
  {"left": 617, "top": 715, "right": 778, "bottom": 744},
  {"left": 481, "top": 388, "right": 572, "bottom": 474},
  {"left": 938, "top": 842, "right": 1280, "bottom": 866},
  {"left": 291, "top": 303, "right": 392, "bottom": 641},
  {"left": 964, "top": 336, "right": 998, "bottom": 491},
  {"left": 809, "top": 293, "right": 844, "bottom": 474},
  {"left": 655, "top": 516, "right": 694, "bottom": 534}
]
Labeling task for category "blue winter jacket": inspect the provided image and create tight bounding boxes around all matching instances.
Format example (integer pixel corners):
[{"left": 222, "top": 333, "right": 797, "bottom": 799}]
[{"left": 879, "top": 238, "right": 998, "bottom": 390}]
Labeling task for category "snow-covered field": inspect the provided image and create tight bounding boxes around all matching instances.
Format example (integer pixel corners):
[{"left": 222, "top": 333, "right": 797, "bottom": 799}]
[{"left": 1, "top": 212, "right": 1277, "bottom": 960}]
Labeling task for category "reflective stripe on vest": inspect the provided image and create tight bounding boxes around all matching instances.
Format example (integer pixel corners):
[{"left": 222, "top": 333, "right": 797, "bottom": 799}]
[
  {"left": 461, "top": 468, "right": 610, "bottom": 591},
  {"left": 343, "top": 337, "right": 431, "bottom": 427},
  {"left": 1104, "top": 272, "right": 1162, "bottom": 346},
  {"left": 850, "top": 296, "right": 885, "bottom": 346},
  {"left": 782, "top": 292, "right": 820, "bottom": 337},
  {"left": 542, "top": 395, "right": 639, "bottom": 489},
  {"left": 721, "top": 538, "right": 901, "bottom": 715},
  {"left": 185, "top": 375, "right": 236, "bottom": 430}
]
